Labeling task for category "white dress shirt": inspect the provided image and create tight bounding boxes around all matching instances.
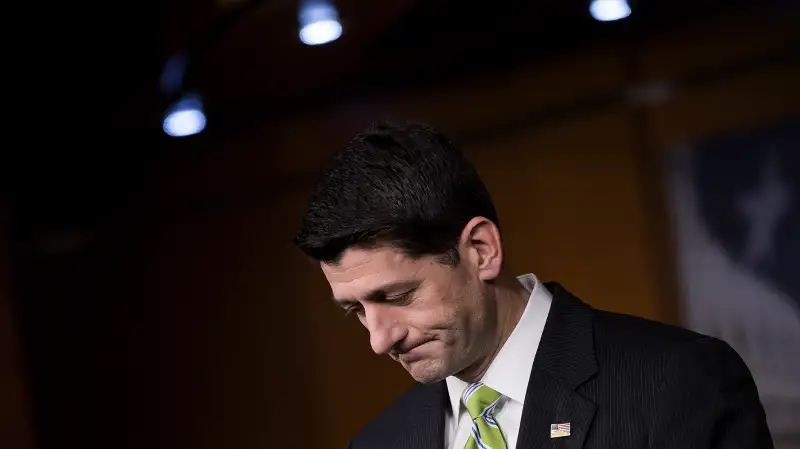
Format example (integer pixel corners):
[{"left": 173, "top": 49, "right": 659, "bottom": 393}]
[{"left": 444, "top": 273, "right": 552, "bottom": 449}]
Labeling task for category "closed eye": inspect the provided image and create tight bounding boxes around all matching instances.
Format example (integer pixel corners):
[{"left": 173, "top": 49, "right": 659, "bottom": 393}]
[
  {"left": 334, "top": 282, "right": 420, "bottom": 317},
  {"left": 385, "top": 289, "right": 415, "bottom": 305},
  {"left": 343, "top": 305, "right": 362, "bottom": 317}
]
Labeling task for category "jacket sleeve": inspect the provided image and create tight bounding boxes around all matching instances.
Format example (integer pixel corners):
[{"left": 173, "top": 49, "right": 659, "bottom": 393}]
[{"left": 648, "top": 336, "right": 774, "bottom": 449}]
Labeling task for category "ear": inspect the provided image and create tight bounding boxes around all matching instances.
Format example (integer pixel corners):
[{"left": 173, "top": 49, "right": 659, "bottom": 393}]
[{"left": 459, "top": 216, "right": 503, "bottom": 281}]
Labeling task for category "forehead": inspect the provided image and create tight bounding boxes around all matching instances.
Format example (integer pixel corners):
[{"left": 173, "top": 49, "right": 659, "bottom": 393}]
[{"left": 321, "top": 247, "right": 427, "bottom": 300}]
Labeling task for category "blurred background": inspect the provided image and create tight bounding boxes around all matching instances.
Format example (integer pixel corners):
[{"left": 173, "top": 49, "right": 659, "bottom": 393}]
[{"left": 2, "top": 0, "right": 798, "bottom": 448}]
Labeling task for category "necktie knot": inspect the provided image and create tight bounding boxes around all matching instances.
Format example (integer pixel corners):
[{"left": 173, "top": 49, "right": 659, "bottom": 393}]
[{"left": 462, "top": 382, "right": 503, "bottom": 420}]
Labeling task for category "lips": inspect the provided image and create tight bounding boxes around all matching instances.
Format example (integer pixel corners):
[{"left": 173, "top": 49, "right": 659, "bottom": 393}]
[
  {"left": 399, "top": 351, "right": 423, "bottom": 363},
  {"left": 396, "top": 341, "right": 430, "bottom": 363}
]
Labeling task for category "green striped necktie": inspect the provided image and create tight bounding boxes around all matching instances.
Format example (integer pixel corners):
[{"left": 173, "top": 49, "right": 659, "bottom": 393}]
[{"left": 462, "top": 382, "right": 507, "bottom": 449}]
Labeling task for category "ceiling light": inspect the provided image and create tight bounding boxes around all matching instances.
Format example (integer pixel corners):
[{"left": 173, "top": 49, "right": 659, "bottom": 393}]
[
  {"left": 299, "top": 0, "right": 342, "bottom": 46},
  {"left": 589, "top": 0, "right": 631, "bottom": 22},
  {"left": 163, "top": 94, "right": 206, "bottom": 137}
]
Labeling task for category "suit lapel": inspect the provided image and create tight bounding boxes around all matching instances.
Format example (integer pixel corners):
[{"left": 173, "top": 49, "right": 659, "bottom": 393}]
[
  {"left": 517, "top": 370, "right": 596, "bottom": 448},
  {"left": 516, "top": 283, "right": 598, "bottom": 449},
  {"left": 392, "top": 381, "right": 447, "bottom": 449}
]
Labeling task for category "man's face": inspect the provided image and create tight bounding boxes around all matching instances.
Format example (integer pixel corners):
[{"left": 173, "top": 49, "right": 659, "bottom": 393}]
[{"left": 322, "top": 246, "right": 497, "bottom": 384}]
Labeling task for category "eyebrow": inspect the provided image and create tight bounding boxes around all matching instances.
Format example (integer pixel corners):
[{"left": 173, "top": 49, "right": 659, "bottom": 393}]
[{"left": 332, "top": 280, "right": 420, "bottom": 307}]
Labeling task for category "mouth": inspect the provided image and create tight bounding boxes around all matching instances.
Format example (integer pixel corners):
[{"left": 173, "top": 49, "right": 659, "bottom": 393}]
[{"left": 396, "top": 341, "right": 431, "bottom": 363}]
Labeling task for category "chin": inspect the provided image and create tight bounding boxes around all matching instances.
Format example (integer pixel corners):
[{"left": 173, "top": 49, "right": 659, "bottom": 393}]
[{"left": 404, "top": 360, "right": 450, "bottom": 384}]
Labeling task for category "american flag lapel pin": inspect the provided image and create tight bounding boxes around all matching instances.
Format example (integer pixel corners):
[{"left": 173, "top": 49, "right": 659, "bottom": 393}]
[{"left": 550, "top": 422, "right": 571, "bottom": 438}]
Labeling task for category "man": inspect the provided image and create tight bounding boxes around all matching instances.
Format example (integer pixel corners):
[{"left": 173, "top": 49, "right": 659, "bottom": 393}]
[{"left": 292, "top": 121, "right": 774, "bottom": 448}]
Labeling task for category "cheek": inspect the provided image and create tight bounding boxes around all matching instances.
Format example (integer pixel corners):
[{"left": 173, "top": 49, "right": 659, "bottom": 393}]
[{"left": 411, "top": 289, "right": 466, "bottom": 331}]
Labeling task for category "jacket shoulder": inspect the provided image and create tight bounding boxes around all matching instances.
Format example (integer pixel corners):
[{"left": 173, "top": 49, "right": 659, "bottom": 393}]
[
  {"left": 590, "top": 306, "right": 746, "bottom": 376},
  {"left": 545, "top": 281, "right": 715, "bottom": 359},
  {"left": 592, "top": 308, "right": 704, "bottom": 347}
]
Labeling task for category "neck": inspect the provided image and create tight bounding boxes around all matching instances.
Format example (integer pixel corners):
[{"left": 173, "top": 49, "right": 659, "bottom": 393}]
[{"left": 456, "top": 272, "right": 530, "bottom": 383}]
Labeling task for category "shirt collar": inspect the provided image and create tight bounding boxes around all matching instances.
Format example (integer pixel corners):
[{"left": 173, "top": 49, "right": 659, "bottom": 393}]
[{"left": 445, "top": 273, "right": 552, "bottom": 418}]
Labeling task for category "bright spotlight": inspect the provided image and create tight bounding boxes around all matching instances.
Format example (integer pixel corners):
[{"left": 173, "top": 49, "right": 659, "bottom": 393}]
[
  {"left": 163, "top": 94, "right": 206, "bottom": 137},
  {"left": 589, "top": 0, "right": 631, "bottom": 22},
  {"left": 299, "top": 1, "right": 342, "bottom": 46}
]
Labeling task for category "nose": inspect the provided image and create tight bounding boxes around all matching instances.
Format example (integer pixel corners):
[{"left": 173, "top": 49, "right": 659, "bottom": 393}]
[{"left": 364, "top": 304, "right": 405, "bottom": 355}]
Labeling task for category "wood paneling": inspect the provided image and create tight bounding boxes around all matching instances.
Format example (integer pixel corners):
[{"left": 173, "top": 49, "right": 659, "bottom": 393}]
[
  {"left": 465, "top": 109, "right": 664, "bottom": 320},
  {"left": 0, "top": 209, "right": 35, "bottom": 449}
]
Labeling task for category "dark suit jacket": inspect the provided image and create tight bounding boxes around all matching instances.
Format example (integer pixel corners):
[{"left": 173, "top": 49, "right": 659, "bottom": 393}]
[{"left": 347, "top": 282, "right": 774, "bottom": 449}]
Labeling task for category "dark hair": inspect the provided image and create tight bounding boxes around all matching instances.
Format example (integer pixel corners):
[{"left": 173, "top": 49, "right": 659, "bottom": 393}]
[{"left": 292, "top": 120, "right": 499, "bottom": 265}]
